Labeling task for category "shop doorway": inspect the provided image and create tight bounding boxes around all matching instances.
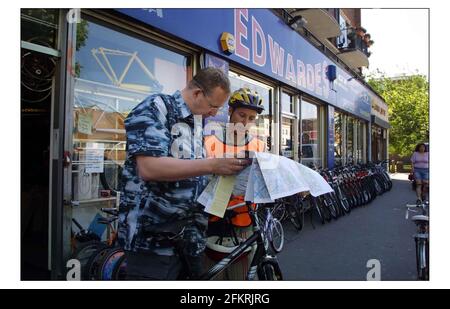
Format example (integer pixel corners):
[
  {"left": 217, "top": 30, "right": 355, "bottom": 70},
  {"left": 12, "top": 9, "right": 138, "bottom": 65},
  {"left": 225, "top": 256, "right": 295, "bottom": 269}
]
[{"left": 21, "top": 48, "right": 55, "bottom": 280}]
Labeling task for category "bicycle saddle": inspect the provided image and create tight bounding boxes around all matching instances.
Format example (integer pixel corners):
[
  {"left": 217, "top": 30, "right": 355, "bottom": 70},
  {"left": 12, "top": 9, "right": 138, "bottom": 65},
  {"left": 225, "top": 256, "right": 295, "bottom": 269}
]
[{"left": 412, "top": 215, "right": 429, "bottom": 223}]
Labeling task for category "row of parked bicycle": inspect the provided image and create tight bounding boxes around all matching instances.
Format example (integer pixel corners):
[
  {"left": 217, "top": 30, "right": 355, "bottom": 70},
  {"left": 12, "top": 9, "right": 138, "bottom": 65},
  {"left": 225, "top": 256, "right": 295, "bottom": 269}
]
[
  {"left": 253, "top": 160, "right": 393, "bottom": 255},
  {"left": 69, "top": 160, "right": 392, "bottom": 280},
  {"left": 268, "top": 160, "right": 393, "bottom": 232}
]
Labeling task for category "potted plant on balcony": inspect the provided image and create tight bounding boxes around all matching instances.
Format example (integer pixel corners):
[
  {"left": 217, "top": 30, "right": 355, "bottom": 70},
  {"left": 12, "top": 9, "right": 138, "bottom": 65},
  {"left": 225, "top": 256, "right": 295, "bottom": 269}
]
[{"left": 355, "top": 27, "right": 366, "bottom": 38}]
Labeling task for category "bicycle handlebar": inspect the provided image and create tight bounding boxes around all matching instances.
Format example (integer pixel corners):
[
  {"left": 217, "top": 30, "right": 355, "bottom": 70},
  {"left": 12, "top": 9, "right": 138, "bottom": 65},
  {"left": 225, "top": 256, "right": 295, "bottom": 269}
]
[
  {"left": 406, "top": 204, "right": 423, "bottom": 208},
  {"left": 72, "top": 218, "right": 84, "bottom": 231}
]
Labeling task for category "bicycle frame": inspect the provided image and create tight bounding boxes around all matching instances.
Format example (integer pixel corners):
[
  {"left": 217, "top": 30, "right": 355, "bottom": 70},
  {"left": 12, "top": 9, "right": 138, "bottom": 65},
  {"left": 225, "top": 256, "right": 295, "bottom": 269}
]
[
  {"left": 199, "top": 202, "right": 281, "bottom": 280},
  {"left": 405, "top": 203, "right": 429, "bottom": 280}
]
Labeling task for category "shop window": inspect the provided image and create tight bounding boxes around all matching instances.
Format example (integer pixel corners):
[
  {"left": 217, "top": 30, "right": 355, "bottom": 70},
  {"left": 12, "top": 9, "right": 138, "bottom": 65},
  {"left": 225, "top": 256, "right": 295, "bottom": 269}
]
[
  {"left": 281, "top": 92, "right": 294, "bottom": 114},
  {"left": 281, "top": 118, "right": 294, "bottom": 159},
  {"left": 70, "top": 18, "right": 192, "bottom": 239},
  {"left": 356, "top": 121, "right": 366, "bottom": 163},
  {"left": 334, "top": 111, "right": 343, "bottom": 166},
  {"left": 301, "top": 100, "right": 321, "bottom": 167},
  {"left": 228, "top": 72, "right": 273, "bottom": 151},
  {"left": 346, "top": 116, "right": 355, "bottom": 164}
]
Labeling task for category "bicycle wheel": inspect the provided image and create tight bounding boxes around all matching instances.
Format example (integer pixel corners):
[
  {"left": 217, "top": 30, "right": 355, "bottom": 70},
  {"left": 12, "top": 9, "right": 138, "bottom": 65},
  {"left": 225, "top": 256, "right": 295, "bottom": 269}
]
[
  {"left": 286, "top": 202, "right": 303, "bottom": 231},
  {"left": 112, "top": 254, "right": 127, "bottom": 280},
  {"left": 310, "top": 197, "right": 325, "bottom": 224},
  {"left": 336, "top": 187, "right": 351, "bottom": 214},
  {"left": 269, "top": 218, "right": 284, "bottom": 253},
  {"left": 97, "top": 247, "right": 125, "bottom": 280},
  {"left": 323, "top": 195, "right": 338, "bottom": 219},
  {"left": 343, "top": 185, "right": 356, "bottom": 208},
  {"left": 272, "top": 202, "right": 287, "bottom": 222},
  {"left": 373, "top": 176, "right": 384, "bottom": 195},
  {"left": 84, "top": 246, "right": 112, "bottom": 280},
  {"left": 256, "top": 209, "right": 270, "bottom": 251},
  {"left": 416, "top": 239, "right": 429, "bottom": 280},
  {"left": 319, "top": 197, "right": 332, "bottom": 222},
  {"left": 257, "top": 263, "right": 283, "bottom": 280},
  {"left": 70, "top": 241, "right": 107, "bottom": 279}
]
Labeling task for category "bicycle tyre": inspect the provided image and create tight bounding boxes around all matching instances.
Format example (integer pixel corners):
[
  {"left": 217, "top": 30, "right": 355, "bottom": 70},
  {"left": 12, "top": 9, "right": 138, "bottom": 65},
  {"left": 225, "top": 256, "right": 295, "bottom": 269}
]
[
  {"left": 257, "top": 263, "right": 282, "bottom": 281},
  {"left": 416, "top": 240, "right": 429, "bottom": 280},
  {"left": 324, "top": 194, "right": 338, "bottom": 219},
  {"left": 272, "top": 201, "right": 287, "bottom": 222},
  {"left": 71, "top": 241, "right": 108, "bottom": 280},
  {"left": 319, "top": 197, "right": 332, "bottom": 222},
  {"left": 269, "top": 218, "right": 285, "bottom": 253},
  {"left": 84, "top": 246, "right": 112, "bottom": 280},
  {"left": 287, "top": 202, "right": 303, "bottom": 231},
  {"left": 97, "top": 247, "right": 125, "bottom": 280},
  {"left": 335, "top": 187, "right": 351, "bottom": 213},
  {"left": 311, "top": 197, "right": 325, "bottom": 224},
  {"left": 112, "top": 254, "right": 127, "bottom": 280}
]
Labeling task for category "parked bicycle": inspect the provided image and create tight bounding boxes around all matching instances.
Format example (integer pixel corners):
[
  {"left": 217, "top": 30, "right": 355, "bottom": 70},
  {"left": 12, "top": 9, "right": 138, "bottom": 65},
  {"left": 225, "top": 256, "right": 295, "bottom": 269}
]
[
  {"left": 256, "top": 203, "right": 285, "bottom": 253},
  {"left": 71, "top": 202, "right": 283, "bottom": 280},
  {"left": 406, "top": 201, "right": 429, "bottom": 280},
  {"left": 198, "top": 202, "right": 283, "bottom": 280},
  {"left": 271, "top": 194, "right": 305, "bottom": 231}
]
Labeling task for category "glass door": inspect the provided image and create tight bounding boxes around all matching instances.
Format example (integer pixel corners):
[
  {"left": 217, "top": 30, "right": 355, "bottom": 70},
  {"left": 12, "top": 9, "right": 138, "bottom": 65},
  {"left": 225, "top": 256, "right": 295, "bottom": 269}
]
[
  {"left": 300, "top": 100, "right": 321, "bottom": 167},
  {"left": 63, "top": 15, "right": 194, "bottom": 260},
  {"left": 280, "top": 91, "right": 296, "bottom": 160}
]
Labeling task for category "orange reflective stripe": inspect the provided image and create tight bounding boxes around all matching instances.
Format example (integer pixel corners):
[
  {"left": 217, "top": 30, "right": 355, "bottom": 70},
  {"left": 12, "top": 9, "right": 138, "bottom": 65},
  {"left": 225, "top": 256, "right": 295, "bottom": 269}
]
[
  {"left": 205, "top": 134, "right": 265, "bottom": 226},
  {"left": 204, "top": 135, "right": 264, "bottom": 158}
]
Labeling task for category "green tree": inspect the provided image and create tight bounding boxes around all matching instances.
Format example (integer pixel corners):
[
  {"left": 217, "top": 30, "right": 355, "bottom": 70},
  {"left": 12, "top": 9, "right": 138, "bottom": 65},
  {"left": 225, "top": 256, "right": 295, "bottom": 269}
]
[
  {"left": 75, "top": 19, "right": 89, "bottom": 77},
  {"left": 367, "top": 73, "right": 429, "bottom": 158}
]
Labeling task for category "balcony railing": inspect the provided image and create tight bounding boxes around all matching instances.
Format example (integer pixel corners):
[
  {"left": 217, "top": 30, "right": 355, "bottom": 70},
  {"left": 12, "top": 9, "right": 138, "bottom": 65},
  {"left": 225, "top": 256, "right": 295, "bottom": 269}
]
[
  {"left": 338, "top": 32, "right": 370, "bottom": 69},
  {"left": 275, "top": 9, "right": 376, "bottom": 85},
  {"left": 345, "top": 34, "right": 371, "bottom": 58}
]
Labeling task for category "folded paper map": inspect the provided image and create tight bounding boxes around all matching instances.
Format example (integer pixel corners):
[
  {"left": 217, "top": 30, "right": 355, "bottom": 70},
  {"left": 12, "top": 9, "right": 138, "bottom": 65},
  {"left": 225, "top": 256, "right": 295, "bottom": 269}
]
[{"left": 198, "top": 152, "right": 333, "bottom": 217}]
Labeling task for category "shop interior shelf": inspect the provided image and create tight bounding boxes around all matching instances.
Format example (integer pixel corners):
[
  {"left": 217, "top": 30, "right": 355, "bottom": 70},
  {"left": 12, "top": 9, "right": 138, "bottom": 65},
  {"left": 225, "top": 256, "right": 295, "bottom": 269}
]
[{"left": 73, "top": 197, "right": 117, "bottom": 205}]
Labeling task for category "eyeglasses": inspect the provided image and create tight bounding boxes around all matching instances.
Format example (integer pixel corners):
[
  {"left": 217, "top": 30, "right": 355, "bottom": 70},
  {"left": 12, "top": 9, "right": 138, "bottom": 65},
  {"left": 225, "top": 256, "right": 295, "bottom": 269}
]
[
  {"left": 192, "top": 78, "right": 223, "bottom": 110},
  {"left": 201, "top": 91, "right": 222, "bottom": 110}
]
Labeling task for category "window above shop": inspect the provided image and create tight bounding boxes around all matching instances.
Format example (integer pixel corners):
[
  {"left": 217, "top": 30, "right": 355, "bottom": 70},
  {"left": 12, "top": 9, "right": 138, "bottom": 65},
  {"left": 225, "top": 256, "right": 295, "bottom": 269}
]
[{"left": 281, "top": 92, "right": 294, "bottom": 115}]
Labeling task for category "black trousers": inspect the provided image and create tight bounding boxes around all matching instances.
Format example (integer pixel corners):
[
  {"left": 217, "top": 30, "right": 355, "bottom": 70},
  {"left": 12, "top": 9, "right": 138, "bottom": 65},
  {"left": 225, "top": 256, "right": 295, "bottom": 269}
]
[
  {"left": 124, "top": 250, "right": 182, "bottom": 280},
  {"left": 124, "top": 250, "right": 205, "bottom": 280}
]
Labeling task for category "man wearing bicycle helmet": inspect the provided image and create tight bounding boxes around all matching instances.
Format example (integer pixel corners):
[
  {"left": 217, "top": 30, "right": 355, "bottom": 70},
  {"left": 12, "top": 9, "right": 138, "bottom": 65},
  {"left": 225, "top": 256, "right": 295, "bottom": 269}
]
[{"left": 204, "top": 88, "right": 266, "bottom": 279}]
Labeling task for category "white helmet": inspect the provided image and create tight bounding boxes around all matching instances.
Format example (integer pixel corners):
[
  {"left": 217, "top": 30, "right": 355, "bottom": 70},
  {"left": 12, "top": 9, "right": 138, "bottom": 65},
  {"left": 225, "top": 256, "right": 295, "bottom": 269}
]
[{"left": 205, "top": 235, "right": 251, "bottom": 261}]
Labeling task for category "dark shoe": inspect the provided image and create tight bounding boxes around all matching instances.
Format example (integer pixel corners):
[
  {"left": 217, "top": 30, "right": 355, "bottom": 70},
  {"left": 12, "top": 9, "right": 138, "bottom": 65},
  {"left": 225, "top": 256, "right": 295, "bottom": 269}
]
[{"left": 416, "top": 199, "right": 422, "bottom": 206}]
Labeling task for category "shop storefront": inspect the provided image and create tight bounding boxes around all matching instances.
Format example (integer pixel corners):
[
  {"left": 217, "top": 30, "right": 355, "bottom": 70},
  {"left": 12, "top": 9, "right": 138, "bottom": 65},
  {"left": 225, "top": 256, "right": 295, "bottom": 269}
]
[
  {"left": 21, "top": 8, "right": 388, "bottom": 278},
  {"left": 370, "top": 97, "right": 389, "bottom": 162},
  {"left": 333, "top": 110, "right": 368, "bottom": 166}
]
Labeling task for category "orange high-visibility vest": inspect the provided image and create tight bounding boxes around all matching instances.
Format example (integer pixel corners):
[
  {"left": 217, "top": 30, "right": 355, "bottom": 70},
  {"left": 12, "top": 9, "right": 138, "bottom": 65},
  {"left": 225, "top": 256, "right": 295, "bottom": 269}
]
[{"left": 205, "top": 134, "right": 265, "bottom": 227}]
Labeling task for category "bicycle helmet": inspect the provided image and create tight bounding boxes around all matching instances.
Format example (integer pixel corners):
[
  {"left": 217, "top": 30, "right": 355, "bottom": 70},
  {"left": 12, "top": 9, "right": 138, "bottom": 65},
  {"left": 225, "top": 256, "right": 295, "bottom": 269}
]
[
  {"left": 228, "top": 88, "right": 265, "bottom": 114},
  {"left": 205, "top": 235, "right": 252, "bottom": 261}
]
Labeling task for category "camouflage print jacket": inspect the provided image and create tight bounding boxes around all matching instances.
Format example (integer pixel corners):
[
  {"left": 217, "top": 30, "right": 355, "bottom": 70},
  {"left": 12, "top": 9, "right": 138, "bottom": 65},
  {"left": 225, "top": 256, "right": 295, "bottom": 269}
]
[{"left": 118, "top": 90, "right": 208, "bottom": 256}]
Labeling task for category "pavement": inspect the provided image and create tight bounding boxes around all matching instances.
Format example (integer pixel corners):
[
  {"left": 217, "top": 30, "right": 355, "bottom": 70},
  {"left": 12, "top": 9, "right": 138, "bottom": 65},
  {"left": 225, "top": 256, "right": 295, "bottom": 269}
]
[{"left": 277, "top": 173, "right": 420, "bottom": 281}]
